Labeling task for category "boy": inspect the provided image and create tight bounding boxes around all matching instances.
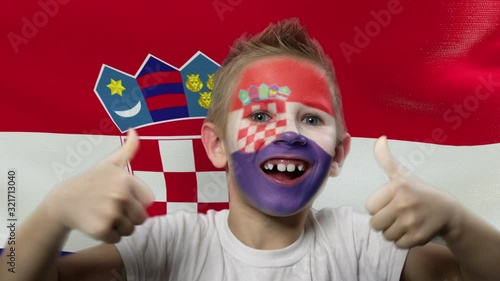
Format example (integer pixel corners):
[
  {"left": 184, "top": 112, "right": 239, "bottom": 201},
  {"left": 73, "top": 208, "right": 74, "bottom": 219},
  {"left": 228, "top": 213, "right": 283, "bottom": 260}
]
[{"left": 2, "top": 19, "right": 500, "bottom": 281}]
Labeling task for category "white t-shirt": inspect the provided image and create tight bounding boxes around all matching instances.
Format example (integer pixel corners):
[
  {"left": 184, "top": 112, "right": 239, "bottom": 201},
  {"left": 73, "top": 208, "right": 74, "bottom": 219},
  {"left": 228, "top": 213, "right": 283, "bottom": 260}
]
[{"left": 116, "top": 207, "right": 408, "bottom": 281}]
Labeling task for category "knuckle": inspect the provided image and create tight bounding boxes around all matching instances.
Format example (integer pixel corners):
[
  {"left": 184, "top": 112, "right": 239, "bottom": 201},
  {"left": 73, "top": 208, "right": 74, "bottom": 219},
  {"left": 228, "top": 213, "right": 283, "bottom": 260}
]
[
  {"left": 122, "top": 225, "right": 135, "bottom": 236},
  {"left": 109, "top": 236, "right": 121, "bottom": 244},
  {"left": 370, "top": 216, "right": 383, "bottom": 231},
  {"left": 412, "top": 232, "right": 429, "bottom": 246},
  {"left": 111, "top": 172, "right": 132, "bottom": 188},
  {"left": 89, "top": 221, "right": 113, "bottom": 239},
  {"left": 134, "top": 211, "right": 148, "bottom": 225},
  {"left": 382, "top": 230, "right": 393, "bottom": 241},
  {"left": 108, "top": 188, "right": 131, "bottom": 205},
  {"left": 395, "top": 236, "right": 413, "bottom": 248},
  {"left": 388, "top": 181, "right": 400, "bottom": 193},
  {"left": 397, "top": 175, "right": 410, "bottom": 184},
  {"left": 110, "top": 191, "right": 128, "bottom": 205},
  {"left": 126, "top": 202, "right": 148, "bottom": 224},
  {"left": 118, "top": 173, "right": 133, "bottom": 186},
  {"left": 104, "top": 233, "right": 121, "bottom": 244},
  {"left": 366, "top": 206, "right": 376, "bottom": 216},
  {"left": 104, "top": 203, "right": 123, "bottom": 222},
  {"left": 395, "top": 239, "right": 407, "bottom": 248},
  {"left": 395, "top": 194, "right": 417, "bottom": 211},
  {"left": 128, "top": 212, "right": 145, "bottom": 225},
  {"left": 402, "top": 213, "right": 420, "bottom": 229}
]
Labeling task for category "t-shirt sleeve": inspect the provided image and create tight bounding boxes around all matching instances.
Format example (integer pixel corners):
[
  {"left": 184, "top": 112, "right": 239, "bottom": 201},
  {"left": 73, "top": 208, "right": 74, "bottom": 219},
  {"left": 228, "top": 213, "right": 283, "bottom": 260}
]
[
  {"left": 115, "top": 216, "right": 169, "bottom": 281},
  {"left": 352, "top": 212, "right": 408, "bottom": 281}
]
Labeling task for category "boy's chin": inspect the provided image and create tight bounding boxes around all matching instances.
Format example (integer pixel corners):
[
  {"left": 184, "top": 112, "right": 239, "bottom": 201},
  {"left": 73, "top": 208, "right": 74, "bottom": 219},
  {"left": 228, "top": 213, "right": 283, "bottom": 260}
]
[
  {"left": 241, "top": 188, "right": 318, "bottom": 217},
  {"left": 257, "top": 204, "right": 311, "bottom": 218}
]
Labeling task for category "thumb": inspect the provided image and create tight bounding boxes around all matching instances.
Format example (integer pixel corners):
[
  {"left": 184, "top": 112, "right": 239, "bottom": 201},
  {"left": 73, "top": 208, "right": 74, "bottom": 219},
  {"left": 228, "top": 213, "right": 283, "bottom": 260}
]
[
  {"left": 104, "top": 128, "right": 140, "bottom": 168},
  {"left": 374, "top": 136, "right": 405, "bottom": 179}
]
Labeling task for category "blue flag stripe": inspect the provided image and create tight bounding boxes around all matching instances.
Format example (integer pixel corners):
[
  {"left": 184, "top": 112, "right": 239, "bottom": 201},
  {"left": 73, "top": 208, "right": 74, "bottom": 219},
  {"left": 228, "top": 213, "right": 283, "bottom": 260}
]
[
  {"left": 141, "top": 83, "right": 185, "bottom": 98},
  {"left": 149, "top": 106, "right": 190, "bottom": 122},
  {"left": 137, "top": 58, "right": 177, "bottom": 77}
]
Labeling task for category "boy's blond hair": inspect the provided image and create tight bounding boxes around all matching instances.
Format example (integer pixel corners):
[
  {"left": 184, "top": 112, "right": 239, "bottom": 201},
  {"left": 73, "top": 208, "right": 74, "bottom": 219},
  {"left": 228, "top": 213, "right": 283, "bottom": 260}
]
[{"left": 206, "top": 18, "right": 347, "bottom": 144}]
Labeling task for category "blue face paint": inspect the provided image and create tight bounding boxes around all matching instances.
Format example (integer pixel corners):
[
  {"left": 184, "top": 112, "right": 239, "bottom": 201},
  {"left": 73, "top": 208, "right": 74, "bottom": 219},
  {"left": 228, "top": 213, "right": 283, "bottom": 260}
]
[{"left": 230, "top": 131, "right": 333, "bottom": 216}]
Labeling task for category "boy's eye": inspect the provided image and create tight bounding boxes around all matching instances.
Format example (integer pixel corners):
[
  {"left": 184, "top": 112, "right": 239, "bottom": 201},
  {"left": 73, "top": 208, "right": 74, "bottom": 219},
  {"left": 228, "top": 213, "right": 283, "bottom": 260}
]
[
  {"left": 302, "top": 115, "right": 323, "bottom": 125},
  {"left": 250, "top": 112, "right": 272, "bottom": 123}
]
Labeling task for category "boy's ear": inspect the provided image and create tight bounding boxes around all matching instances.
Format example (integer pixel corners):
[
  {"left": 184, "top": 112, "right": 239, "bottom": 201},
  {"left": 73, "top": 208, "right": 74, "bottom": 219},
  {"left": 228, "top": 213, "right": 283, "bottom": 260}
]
[
  {"left": 201, "top": 122, "right": 228, "bottom": 169},
  {"left": 329, "top": 133, "right": 351, "bottom": 177}
]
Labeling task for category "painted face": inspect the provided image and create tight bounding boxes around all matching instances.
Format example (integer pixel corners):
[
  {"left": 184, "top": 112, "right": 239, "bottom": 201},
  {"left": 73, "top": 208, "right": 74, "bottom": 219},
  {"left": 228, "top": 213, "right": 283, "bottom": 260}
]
[{"left": 226, "top": 57, "right": 337, "bottom": 216}]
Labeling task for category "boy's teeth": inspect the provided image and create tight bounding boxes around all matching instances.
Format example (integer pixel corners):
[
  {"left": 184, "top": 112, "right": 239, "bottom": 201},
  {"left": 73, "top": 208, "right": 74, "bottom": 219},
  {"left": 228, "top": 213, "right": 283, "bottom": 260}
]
[
  {"left": 277, "top": 163, "right": 286, "bottom": 172},
  {"left": 263, "top": 160, "right": 307, "bottom": 173}
]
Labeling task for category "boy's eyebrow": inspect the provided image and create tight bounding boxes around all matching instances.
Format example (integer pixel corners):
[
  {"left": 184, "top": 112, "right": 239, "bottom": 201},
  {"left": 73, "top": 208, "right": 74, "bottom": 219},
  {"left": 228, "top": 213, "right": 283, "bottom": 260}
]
[
  {"left": 301, "top": 100, "right": 335, "bottom": 116},
  {"left": 242, "top": 99, "right": 283, "bottom": 116}
]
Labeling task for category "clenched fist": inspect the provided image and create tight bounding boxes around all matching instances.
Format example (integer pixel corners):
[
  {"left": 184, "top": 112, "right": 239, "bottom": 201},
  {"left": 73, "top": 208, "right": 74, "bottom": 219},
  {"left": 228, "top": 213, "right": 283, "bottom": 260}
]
[
  {"left": 41, "top": 129, "right": 154, "bottom": 243},
  {"left": 366, "top": 136, "right": 463, "bottom": 248}
]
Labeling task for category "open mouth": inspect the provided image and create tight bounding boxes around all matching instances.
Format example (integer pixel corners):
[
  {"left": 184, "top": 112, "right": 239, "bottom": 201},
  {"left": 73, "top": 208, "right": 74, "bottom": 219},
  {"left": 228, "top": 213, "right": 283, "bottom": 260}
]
[{"left": 260, "top": 158, "right": 311, "bottom": 185}]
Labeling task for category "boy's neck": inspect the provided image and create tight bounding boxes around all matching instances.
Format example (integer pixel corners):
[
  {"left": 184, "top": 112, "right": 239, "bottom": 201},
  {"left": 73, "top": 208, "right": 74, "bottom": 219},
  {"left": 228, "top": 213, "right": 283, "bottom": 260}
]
[{"left": 227, "top": 196, "right": 310, "bottom": 250}]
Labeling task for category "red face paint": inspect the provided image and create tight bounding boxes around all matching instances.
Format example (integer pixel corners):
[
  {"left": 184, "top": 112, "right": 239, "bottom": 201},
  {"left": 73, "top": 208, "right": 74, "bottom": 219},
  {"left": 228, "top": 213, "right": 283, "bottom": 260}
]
[{"left": 229, "top": 57, "right": 335, "bottom": 116}]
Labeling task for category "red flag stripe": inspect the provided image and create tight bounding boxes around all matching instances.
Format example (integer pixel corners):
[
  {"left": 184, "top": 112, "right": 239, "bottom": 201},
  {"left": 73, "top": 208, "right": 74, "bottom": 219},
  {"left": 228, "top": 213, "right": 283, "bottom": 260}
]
[{"left": 145, "top": 94, "right": 187, "bottom": 111}]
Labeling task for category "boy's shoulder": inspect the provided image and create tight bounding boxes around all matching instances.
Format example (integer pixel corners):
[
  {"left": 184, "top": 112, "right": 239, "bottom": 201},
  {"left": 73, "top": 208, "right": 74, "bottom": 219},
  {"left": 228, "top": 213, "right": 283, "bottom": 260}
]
[
  {"left": 311, "top": 206, "right": 368, "bottom": 225},
  {"left": 309, "top": 206, "right": 374, "bottom": 242}
]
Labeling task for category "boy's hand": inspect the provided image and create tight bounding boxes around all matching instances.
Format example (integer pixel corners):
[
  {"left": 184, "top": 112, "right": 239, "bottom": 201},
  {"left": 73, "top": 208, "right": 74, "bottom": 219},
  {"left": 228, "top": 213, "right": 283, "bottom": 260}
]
[
  {"left": 42, "top": 129, "right": 154, "bottom": 243},
  {"left": 366, "top": 136, "right": 463, "bottom": 248}
]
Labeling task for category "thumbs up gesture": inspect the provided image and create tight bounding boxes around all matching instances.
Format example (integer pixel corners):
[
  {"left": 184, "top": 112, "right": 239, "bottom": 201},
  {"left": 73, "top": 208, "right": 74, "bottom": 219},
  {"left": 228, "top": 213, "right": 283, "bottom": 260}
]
[
  {"left": 366, "top": 136, "right": 462, "bottom": 248},
  {"left": 42, "top": 129, "right": 154, "bottom": 243}
]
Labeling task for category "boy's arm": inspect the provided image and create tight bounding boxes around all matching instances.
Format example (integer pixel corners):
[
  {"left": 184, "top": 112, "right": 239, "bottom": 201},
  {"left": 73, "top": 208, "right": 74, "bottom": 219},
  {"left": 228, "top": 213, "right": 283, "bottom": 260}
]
[
  {"left": 401, "top": 210, "right": 500, "bottom": 281},
  {"left": 367, "top": 137, "right": 500, "bottom": 281},
  {"left": 0, "top": 129, "right": 153, "bottom": 281},
  {"left": 0, "top": 201, "right": 68, "bottom": 281},
  {"left": 57, "top": 244, "right": 126, "bottom": 281},
  {"left": 0, "top": 204, "right": 125, "bottom": 281}
]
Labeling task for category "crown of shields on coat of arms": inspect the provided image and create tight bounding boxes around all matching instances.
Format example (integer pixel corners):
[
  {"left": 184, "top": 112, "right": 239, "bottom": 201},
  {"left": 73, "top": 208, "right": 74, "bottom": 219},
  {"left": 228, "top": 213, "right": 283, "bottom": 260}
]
[{"left": 94, "top": 51, "right": 220, "bottom": 132}]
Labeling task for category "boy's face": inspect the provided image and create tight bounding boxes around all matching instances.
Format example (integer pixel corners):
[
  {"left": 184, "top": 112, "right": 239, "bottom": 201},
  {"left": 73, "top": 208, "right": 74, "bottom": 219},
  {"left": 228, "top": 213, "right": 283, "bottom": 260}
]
[{"left": 225, "top": 56, "right": 338, "bottom": 216}]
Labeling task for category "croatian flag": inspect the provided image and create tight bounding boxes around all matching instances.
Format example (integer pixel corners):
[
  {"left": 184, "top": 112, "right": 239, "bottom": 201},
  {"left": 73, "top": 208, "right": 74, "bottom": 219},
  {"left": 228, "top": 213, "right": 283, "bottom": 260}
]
[{"left": 1, "top": 0, "right": 500, "bottom": 254}]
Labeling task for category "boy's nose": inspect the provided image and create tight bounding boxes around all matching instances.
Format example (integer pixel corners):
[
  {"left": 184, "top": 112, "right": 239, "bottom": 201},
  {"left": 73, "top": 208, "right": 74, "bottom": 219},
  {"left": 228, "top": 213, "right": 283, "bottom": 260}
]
[{"left": 274, "top": 131, "right": 307, "bottom": 146}]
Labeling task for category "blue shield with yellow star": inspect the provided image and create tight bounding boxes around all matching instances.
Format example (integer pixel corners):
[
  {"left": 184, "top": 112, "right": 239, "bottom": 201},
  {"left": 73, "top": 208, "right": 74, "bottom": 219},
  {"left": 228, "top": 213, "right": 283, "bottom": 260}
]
[{"left": 95, "top": 65, "right": 153, "bottom": 131}]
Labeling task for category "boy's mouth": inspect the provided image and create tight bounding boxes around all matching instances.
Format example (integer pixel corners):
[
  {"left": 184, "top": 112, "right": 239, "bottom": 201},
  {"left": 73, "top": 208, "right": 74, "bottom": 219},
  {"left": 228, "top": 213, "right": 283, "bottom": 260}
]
[{"left": 260, "top": 158, "right": 310, "bottom": 185}]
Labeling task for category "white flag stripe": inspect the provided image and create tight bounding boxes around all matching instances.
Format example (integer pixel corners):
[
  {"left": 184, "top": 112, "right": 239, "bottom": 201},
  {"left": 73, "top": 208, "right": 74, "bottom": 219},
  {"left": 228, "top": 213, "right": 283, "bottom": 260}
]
[
  {"left": 0, "top": 132, "right": 122, "bottom": 252},
  {"left": 0, "top": 132, "right": 499, "bottom": 252},
  {"left": 315, "top": 137, "right": 500, "bottom": 229},
  {"left": 134, "top": 171, "right": 167, "bottom": 201}
]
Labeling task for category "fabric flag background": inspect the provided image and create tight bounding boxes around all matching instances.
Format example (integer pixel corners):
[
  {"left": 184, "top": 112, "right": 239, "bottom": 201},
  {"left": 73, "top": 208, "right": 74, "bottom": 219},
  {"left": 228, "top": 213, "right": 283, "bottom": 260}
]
[{"left": 1, "top": 0, "right": 500, "bottom": 253}]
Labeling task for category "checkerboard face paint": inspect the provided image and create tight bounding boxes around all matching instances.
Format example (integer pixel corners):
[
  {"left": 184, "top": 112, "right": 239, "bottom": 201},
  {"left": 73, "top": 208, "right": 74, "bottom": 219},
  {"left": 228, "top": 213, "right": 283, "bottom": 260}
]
[
  {"left": 236, "top": 98, "right": 287, "bottom": 153},
  {"left": 226, "top": 57, "right": 338, "bottom": 216}
]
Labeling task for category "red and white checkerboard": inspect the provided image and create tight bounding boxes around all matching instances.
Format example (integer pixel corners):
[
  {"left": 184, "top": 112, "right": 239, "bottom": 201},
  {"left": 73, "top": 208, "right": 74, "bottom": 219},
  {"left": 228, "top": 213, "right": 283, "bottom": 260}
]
[
  {"left": 123, "top": 136, "right": 229, "bottom": 217},
  {"left": 237, "top": 100, "right": 287, "bottom": 153}
]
